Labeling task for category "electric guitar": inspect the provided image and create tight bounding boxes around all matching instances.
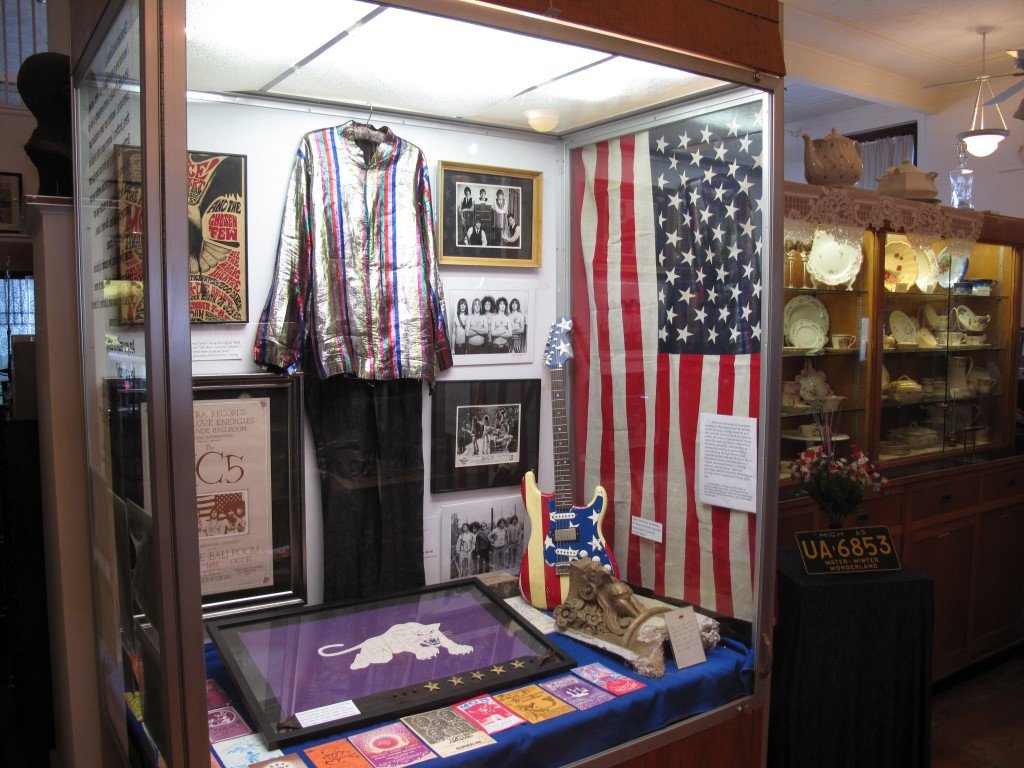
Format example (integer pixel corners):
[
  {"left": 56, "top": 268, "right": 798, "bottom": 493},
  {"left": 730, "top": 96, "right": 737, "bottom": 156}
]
[{"left": 519, "top": 316, "right": 618, "bottom": 610}]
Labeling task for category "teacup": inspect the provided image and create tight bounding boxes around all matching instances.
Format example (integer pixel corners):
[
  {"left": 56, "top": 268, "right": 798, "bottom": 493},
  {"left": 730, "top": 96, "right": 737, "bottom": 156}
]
[
  {"left": 831, "top": 334, "right": 857, "bottom": 350},
  {"left": 936, "top": 331, "right": 965, "bottom": 347},
  {"left": 798, "top": 423, "right": 821, "bottom": 438},
  {"left": 883, "top": 334, "right": 896, "bottom": 350},
  {"left": 966, "top": 334, "right": 986, "bottom": 346}
]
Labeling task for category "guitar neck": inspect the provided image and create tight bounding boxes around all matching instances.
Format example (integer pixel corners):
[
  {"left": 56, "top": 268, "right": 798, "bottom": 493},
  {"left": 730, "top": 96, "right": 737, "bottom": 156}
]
[{"left": 550, "top": 367, "right": 572, "bottom": 508}]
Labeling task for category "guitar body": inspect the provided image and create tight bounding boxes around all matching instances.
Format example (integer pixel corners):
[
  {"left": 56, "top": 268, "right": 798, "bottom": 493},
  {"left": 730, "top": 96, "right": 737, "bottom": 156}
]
[{"left": 518, "top": 471, "right": 618, "bottom": 610}]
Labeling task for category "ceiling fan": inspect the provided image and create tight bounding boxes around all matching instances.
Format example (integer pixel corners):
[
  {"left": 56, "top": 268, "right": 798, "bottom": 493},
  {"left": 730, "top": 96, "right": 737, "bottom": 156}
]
[{"left": 983, "top": 49, "right": 1024, "bottom": 120}]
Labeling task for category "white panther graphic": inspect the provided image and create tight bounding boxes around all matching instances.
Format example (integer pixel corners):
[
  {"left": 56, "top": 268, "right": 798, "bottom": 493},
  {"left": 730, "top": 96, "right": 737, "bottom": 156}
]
[{"left": 317, "top": 622, "right": 474, "bottom": 670}]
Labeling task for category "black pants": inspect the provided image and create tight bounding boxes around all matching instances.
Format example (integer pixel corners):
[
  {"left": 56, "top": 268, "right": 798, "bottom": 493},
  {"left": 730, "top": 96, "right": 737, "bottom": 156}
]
[{"left": 304, "top": 375, "right": 425, "bottom": 602}]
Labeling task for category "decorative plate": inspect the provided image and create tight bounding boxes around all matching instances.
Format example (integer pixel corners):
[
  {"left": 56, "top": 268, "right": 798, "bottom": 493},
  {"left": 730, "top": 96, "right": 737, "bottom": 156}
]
[
  {"left": 783, "top": 295, "right": 830, "bottom": 339},
  {"left": 889, "top": 310, "right": 917, "bottom": 344},
  {"left": 923, "top": 303, "right": 951, "bottom": 330},
  {"left": 883, "top": 238, "right": 919, "bottom": 292},
  {"left": 936, "top": 247, "right": 970, "bottom": 289},
  {"left": 881, "top": 365, "right": 891, "bottom": 393},
  {"left": 806, "top": 228, "right": 863, "bottom": 287},
  {"left": 916, "top": 328, "right": 938, "bottom": 348},
  {"left": 914, "top": 247, "right": 940, "bottom": 294},
  {"left": 787, "top": 318, "right": 826, "bottom": 349}
]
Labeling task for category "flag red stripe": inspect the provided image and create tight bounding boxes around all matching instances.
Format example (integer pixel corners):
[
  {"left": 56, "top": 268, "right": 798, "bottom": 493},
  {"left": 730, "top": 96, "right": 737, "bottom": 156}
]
[
  {"left": 711, "top": 353, "right": 736, "bottom": 618},
  {"left": 678, "top": 354, "right": 703, "bottom": 605},
  {"left": 653, "top": 353, "right": 670, "bottom": 594},
  {"left": 592, "top": 144, "right": 618, "bottom": 577},
  {"left": 570, "top": 148, "right": 592, "bottom": 515},
  {"left": 618, "top": 135, "right": 645, "bottom": 586}
]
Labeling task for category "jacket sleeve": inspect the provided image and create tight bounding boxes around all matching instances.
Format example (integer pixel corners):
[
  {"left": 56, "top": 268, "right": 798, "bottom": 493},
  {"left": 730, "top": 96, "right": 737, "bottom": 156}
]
[
  {"left": 416, "top": 153, "right": 453, "bottom": 380},
  {"left": 254, "top": 142, "right": 312, "bottom": 372}
]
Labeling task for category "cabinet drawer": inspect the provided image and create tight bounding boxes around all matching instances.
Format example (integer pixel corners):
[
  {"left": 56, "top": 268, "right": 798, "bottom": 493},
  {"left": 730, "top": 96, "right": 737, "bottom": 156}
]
[
  {"left": 862, "top": 491, "right": 904, "bottom": 529},
  {"left": 981, "top": 466, "right": 1024, "bottom": 504},
  {"left": 910, "top": 480, "right": 979, "bottom": 523}
]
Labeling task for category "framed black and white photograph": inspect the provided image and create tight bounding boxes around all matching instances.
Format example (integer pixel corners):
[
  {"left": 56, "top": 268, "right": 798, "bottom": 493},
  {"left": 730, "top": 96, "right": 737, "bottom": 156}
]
[
  {"left": 0, "top": 172, "right": 23, "bottom": 233},
  {"left": 444, "top": 276, "right": 535, "bottom": 365},
  {"left": 431, "top": 379, "right": 541, "bottom": 493},
  {"left": 440, "top": 494, "right": 529, "bottom": 580},
  {"left": 437, "top": 161, "right": 541, "bottom": 268}
]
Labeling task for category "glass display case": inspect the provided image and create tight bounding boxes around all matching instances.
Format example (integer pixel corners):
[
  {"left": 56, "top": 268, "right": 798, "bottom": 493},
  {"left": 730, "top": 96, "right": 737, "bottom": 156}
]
[{"left": 780, "top": 181, "right": 1022, "bottom": 481}]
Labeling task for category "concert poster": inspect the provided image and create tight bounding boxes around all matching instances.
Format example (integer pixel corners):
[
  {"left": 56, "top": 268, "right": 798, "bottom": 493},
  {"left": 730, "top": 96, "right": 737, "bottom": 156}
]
[{"left": 194, "top": 397, "right": 273, "bottom": 595}]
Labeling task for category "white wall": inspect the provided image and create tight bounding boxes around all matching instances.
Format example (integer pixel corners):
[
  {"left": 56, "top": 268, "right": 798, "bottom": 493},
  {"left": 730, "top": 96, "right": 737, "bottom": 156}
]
[
  {"left": 785, "top": 93, "right": 1024, "bottom": 218},
  {"left": 186, "top": 99, "right": 563, "bottom": 602}
]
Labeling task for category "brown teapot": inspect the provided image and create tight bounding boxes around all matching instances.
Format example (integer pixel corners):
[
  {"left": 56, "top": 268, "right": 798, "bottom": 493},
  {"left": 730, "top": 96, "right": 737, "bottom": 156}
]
[{"left": 802, "top": 128, "right": 863, "bottom": 187}]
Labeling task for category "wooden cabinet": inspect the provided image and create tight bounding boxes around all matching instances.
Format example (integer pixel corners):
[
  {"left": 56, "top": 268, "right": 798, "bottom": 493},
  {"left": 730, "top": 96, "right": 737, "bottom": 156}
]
[
  {"left": 972, "top": 504, "right": 1024, "bottom": 655},
  {"left": 903, "top": 516, "right": 976, "bottom": 677},
  {"left": 779, "top": 455, "right": 1024, "bottom": 680}
]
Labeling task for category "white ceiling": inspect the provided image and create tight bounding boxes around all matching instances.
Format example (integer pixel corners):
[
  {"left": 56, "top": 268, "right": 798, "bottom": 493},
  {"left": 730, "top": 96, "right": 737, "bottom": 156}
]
[
  {"left": 185, "top": 0, "right": 726, "bottom": 135},
  {"left": 783, "top": 0, "right": 1024, "bottom": 116}
]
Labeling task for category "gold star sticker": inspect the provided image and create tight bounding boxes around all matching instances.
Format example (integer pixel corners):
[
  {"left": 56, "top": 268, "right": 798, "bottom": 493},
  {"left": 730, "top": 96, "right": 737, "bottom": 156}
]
[
  {"left": 470, "top": 671, "right": 486, "bottom": 680},
  {"left": 424, "top": 681, "right": 441, "bottom": 692},
  {"left": 448, "top": 676, "right": 464, "bottom": 686},
  {"left": 490, "top": 665, "right": 505, "bottom": 675},
  {"left": 511, "top": 659, "right": 526, "bottom": 670}
]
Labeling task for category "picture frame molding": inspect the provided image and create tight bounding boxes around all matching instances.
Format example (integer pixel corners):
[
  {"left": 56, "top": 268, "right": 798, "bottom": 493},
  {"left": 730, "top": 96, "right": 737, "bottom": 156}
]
[
  {"left": 437, "top": 160, "right": 542, "bottom": 268},
  {"left": 0, "top": 172, "right": 23, "bottom": 233}
]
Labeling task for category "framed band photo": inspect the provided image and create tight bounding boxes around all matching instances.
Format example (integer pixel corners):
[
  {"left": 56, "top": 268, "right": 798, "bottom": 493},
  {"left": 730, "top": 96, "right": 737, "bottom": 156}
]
[
  {"left": 0, "top": 172, "right": 23, "bottom": 233},
  {"left": 443, "top": 276, "right": 535, "bottom": 365},
  {"left": 430, "top": 379, "right": 541, "bottom": 493},
  {"left": 438, "top": 161, "right": 541, "bottom": 268}
]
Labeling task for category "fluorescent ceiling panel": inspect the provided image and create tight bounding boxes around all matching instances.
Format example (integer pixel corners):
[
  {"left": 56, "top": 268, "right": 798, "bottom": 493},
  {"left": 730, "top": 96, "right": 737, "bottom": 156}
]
[
  {"left": 186, "top": 0, "right": 379, "bottom": 92},
  {"left": 271, "top": 7, "right": 608, "bottom": 117},
  {"left": 470, "top": 56, "right": 725, "bottom": 134}
]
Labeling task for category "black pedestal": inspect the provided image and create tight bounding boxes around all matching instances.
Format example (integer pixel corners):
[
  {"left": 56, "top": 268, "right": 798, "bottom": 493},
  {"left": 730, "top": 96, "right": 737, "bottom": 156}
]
[{"left": 768, "top": 548, "right": 933, "bottom": 768}]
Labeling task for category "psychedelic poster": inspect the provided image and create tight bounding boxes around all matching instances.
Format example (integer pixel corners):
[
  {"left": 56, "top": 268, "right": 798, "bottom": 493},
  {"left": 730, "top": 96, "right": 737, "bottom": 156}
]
[{"left": 116, "top": 146, "right": 248, "bottom": 323}]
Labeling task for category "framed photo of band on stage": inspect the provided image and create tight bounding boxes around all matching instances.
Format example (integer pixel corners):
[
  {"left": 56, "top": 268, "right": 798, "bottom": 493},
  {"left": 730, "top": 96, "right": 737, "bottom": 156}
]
[
  {"left": 430, "top": 379, "right": 541, "bottom": 493},
  {"left": 437, "top": 161, "right": 541, "bottom": 268}
]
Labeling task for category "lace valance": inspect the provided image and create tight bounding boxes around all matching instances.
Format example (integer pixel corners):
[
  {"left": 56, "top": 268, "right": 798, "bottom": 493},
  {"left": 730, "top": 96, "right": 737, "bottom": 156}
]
[{"left": 783, "top": 182, "right": 983, "bottom": 245}]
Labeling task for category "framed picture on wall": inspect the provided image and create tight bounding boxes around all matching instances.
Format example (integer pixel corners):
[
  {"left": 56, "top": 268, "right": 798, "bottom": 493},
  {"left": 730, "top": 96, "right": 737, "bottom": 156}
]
[
  {"left": 0, "top": 172, "right": 23, "bottom": 233},
  {"left": 106, "top": 373, "right": 305, "bottom": 619},
  {"left": 430, "top": 379, "right": 541, "bottom": 493},
  {"left": 440, "top": 494, "right": 529, "bottom": 581},
  {"left": 443, "top": 276, "right": 535, "bottom": 365},
  {"left": 115, "top": 146, "right": 249, "bottom": 324},
  {"left": 437, "top": 161, "right": 541, "bottom": 267}
]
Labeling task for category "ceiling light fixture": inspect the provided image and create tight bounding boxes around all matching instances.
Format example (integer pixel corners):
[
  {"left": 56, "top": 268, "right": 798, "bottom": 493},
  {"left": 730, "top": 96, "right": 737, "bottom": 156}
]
[
  {"left": 958, "top": 30, "right": 1010, "bottom": 157},
  {"left": 525, "top": 108, "right": 559, "bottom": 133}
]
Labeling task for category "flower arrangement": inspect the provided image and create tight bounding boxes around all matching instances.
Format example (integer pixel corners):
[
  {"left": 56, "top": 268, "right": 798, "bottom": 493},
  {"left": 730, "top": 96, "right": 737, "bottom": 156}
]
[{"left": 789, "top": 405, "right": 886, "bottom": 528}]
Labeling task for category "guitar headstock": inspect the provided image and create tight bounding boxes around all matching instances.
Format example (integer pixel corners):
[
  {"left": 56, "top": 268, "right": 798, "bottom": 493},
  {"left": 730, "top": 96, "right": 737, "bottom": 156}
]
[{"left": 543, "top": 316, "right": 574, "bottom": 370}]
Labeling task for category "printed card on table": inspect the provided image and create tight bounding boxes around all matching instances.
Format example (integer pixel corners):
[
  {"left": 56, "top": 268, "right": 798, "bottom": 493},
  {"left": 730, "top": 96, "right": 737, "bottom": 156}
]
[
  {"left": 401, "top": 707, "right": 496, "bottom": 758},
  {"left": 452, "top": 695, "right": 526, "bottom": 734},
  {"left": 211, "top": 733, "right": 282, "bottom": 768},
  {"left": 539, "top": 675, "right": 614, "bottom": 710},
  {"left": 207, "top": 705, "right": 252, "bottom": 743},
  {"left": 571, "top": 663, "right": 646, "bottom": 695},
  {"left": 206, "top": 678, "right": 231, "bottom": 710},
  {"left": 249, "top": 756, "right": 308, "bottom": 768},
  {"left": 349, "top": 723, "right": 435, "bottom": 768},
  {"left": 304, "top": 738, "right": 372, "bottom": 768},
  {"left": 493, "top": 685, "right": 574, "bottom": 724}
]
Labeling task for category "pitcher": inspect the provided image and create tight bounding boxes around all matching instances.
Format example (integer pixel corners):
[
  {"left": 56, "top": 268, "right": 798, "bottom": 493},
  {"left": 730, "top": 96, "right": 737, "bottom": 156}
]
[{"left": 947, "top": 356, "right": 973, "bottom": 393}]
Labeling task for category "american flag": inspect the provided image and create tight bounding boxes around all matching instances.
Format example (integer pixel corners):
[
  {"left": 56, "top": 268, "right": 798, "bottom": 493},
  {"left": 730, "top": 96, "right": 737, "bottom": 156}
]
[{"left": 570, "top": 101, "right": 763, "bottom": 620}]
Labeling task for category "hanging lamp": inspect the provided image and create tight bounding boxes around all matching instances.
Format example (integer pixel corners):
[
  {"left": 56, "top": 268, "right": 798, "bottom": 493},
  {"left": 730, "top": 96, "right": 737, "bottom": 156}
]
[{"left": 958, "top": 30, "right": 1010, "bottom": 157}]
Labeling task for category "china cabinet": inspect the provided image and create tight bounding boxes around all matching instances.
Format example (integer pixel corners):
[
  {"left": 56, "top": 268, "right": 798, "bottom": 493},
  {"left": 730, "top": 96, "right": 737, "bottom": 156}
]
[{"left": 779, "top": 182, "right": 1023, "bottom": 474}]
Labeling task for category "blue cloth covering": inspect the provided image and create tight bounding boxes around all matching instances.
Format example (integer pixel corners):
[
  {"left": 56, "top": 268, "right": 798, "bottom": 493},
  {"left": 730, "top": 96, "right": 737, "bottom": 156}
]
[{"left": 207, "top": 628, "right": 752, "bottom": 767}]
